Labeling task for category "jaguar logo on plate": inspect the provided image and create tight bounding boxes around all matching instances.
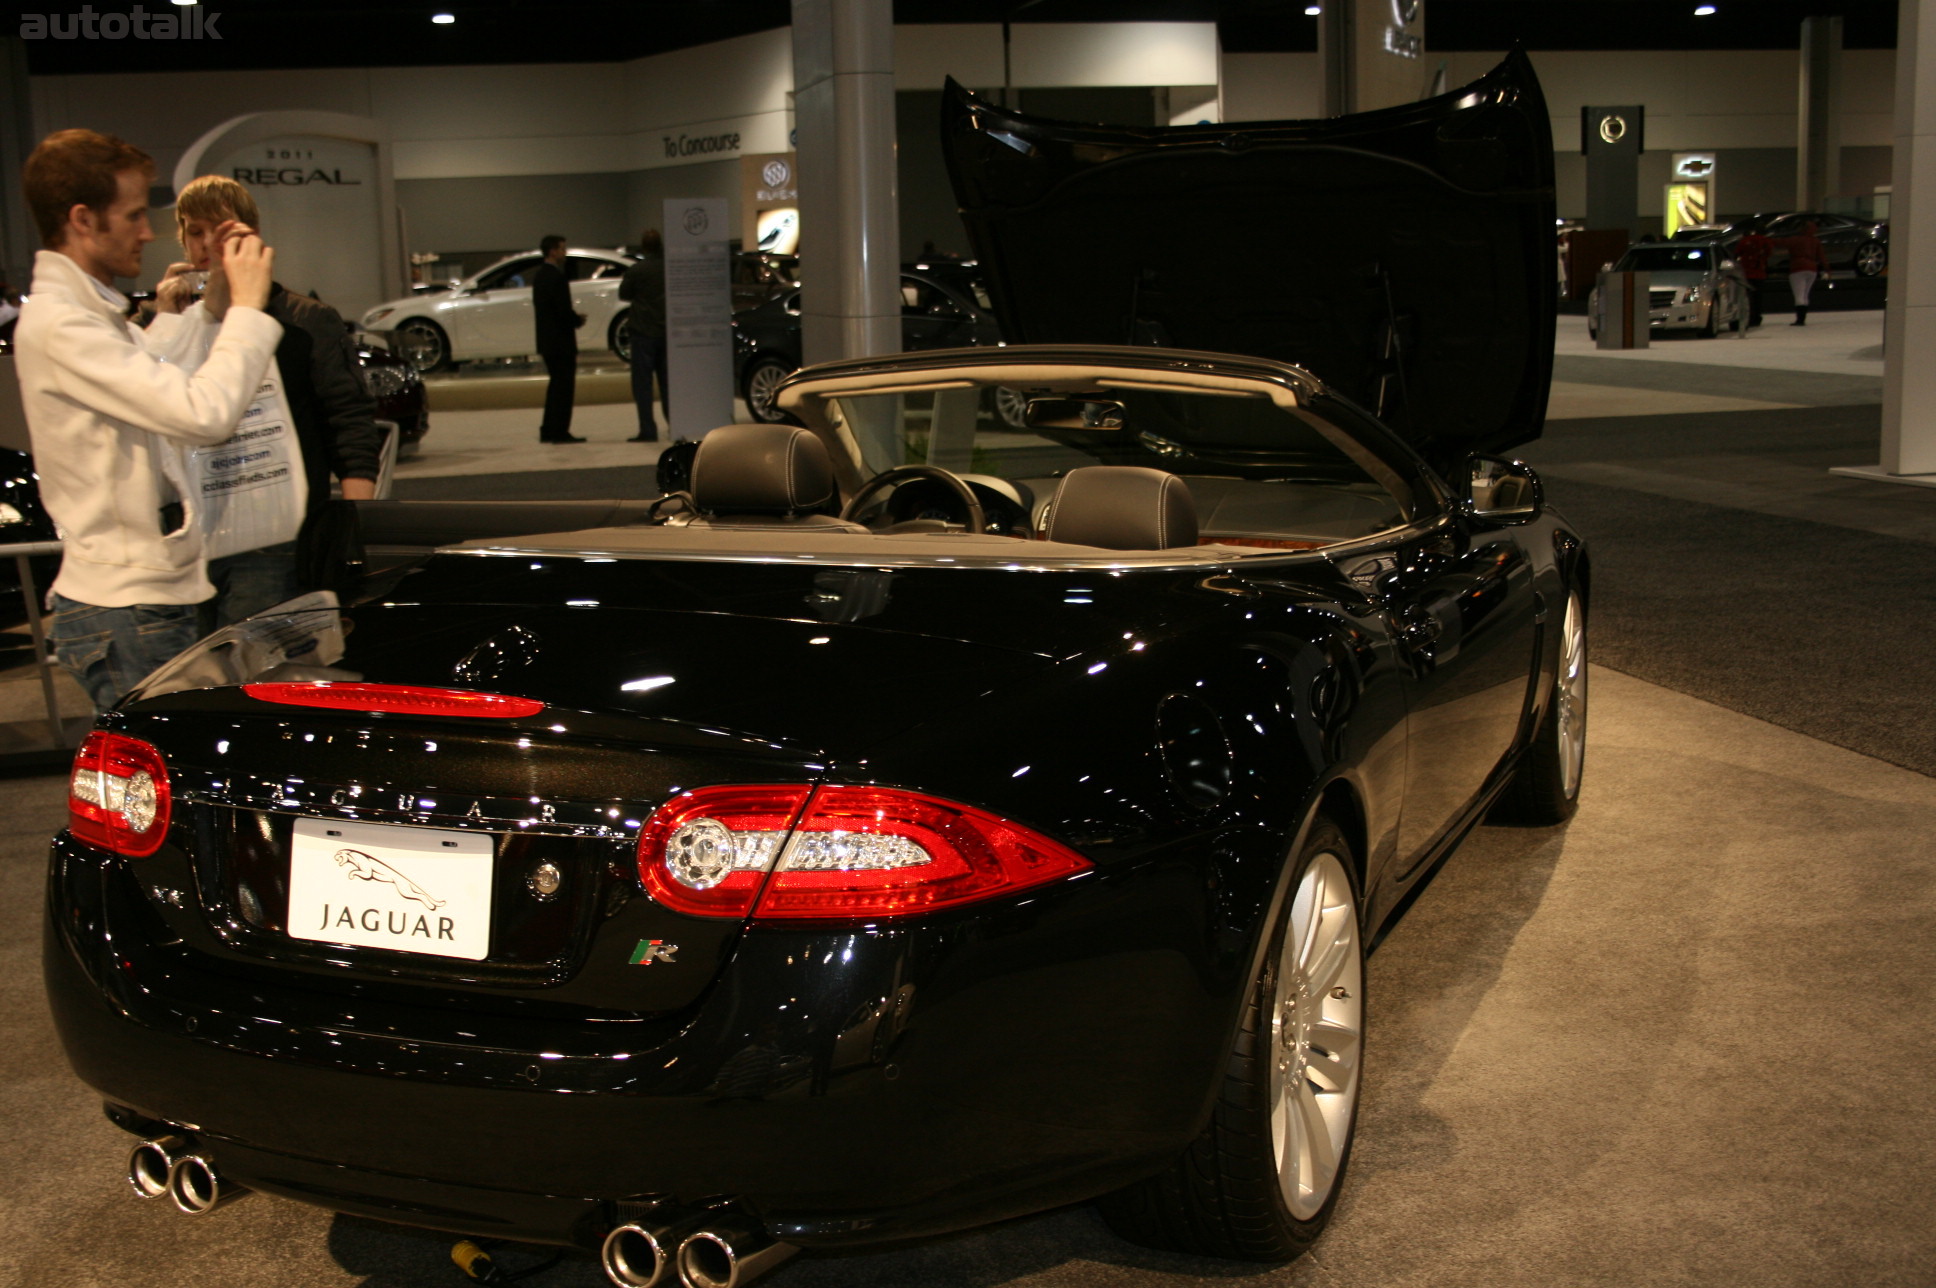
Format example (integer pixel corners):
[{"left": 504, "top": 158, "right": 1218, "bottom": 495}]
[{"left": 287, "top": 817, "right": 495, "bottom": 960}]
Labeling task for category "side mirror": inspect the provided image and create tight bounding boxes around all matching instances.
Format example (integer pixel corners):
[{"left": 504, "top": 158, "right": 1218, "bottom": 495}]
[{"left": 1461, "top": 455, "right": 1543, "bottom": 523}]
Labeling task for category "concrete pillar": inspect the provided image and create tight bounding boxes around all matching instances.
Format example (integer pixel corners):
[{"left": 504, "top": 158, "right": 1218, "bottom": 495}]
[
  {"left": 790, "top": 0, "right": 901, "bottom": 369},
  {"left": 1583, "top": 106, "right": 1645, "bottom": 234},
  {"left": 1320, "top": 0, "right": 1428, "bottom": 117},
  {"left": 1798, "top": 15, "right": 1843, "bottom": 209},
  {"left": 1833, "top": 0, "right": 1936, "bottom": 484},
  {"left": 0, "top": 38, "right": 38, "bottom": 295},
  {"left": 1881, "top": 0, "right": 1936, "bottom": 477},
  {"left": 1319, "top": 2, "right": 1354, "bottom": 116}
]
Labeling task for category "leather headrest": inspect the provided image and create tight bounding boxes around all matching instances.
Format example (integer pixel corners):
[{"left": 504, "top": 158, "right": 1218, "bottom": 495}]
[
  {"left": 690, "top": 424, "right": 836, "bottom": 515},
  {"left": 1045, "top": 466, "right": 1198, "bottom": 551}
]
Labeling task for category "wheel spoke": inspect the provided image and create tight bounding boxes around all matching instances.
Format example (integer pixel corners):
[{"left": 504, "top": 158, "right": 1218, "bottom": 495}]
[
  {"left": 1296, "top": 1079, "right": 1339, "bottom": 1184},
  {"left": 1273, "top": 1078, "right": 1301, "bottom": 1174},
  {"left": 1305, "top": 1023, "right": 1359, "bottom": 1094},
  {"left": 1302, "top": 904, "right": 1355, "bottom": 995}
]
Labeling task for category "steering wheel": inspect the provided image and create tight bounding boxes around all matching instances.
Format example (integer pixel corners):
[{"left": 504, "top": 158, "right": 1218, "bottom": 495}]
[{"left": 840, "top": 466, "right": 986, "bottom": 534}]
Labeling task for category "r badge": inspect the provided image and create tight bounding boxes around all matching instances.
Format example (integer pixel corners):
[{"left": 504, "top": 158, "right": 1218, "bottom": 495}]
[{"left": 630, "top": 939, "right": 678, "bottom": 965}]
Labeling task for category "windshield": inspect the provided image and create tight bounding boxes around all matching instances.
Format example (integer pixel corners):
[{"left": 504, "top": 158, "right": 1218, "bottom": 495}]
[
  {"left": 814, "top": 378, "right": 1430, "bottom": 551},
  {"left": 1617, "top": 245, "right": 1716, "bottom": 272}
]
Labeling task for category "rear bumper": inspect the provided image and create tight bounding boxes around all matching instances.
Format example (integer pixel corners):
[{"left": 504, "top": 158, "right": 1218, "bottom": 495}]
[{"left": 45, "top": 833, "right": 1227, "bottom": 1248}]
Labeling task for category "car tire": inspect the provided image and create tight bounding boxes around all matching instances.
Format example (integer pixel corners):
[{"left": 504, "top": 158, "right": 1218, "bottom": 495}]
[
  {"left": 1701, "top": 302, "right": 1719, "bottom": 338},
  {"left": 1490, "top": 588, "right": 1588, "bottom": 826},
  {"left": 1854, "top": 240, "right": 1886, "bottom": 277},
  {"left": 609, "top": 310, "right": 633, "bottom": 363},
  {"left": 1098, "top": 817, "right": 1364, "bottom": 1262},
  {"left": 743, "top": 357, "right": 794, "bottom": 423},
  {"left": 394, "top": 319, "right": 452, "bottom": 373}
]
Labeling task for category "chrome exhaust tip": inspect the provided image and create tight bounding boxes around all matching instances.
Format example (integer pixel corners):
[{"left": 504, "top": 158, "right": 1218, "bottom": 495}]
[
  {"left": 166, "top": 1153, "right": 248, "bottom": 1216},
  {"left": 676, "top": 1219, "right": 797, "bottom": 1288},
  {"left": 601, "top": 1223, "right": 672, "bottom": 1288},
  {"left": 127, "top": 1135, "right": 191, "bottom": 1200}
]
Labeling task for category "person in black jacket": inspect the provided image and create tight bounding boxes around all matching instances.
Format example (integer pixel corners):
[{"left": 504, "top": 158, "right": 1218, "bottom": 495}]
[
  {"left": 533, "top": 234, "right": 585, "bottom": 443},
  {"left": 618, "top": 228, "right": 668, "bottom": 441},
  {"left": 162, "top": 175, "right": 383, "bottom": 626}
]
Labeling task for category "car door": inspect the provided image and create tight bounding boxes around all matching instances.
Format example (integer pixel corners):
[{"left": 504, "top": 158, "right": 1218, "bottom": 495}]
[
  {"left": 1310, "top": 414, "right": 1541, "bottom": 873},
  {"left": 569, "top": 254, "right": 627, "bottom": 351},
  {"left": 452, "top": 255, "right": 541, "bottom": 357}
]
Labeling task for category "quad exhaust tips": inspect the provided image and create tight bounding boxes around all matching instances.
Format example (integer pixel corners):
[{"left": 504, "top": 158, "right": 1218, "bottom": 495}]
[
  {"left": 601, "top": 1205, "right": 797, "bottom": 1288},
  {"left": 127, "top": 1135, "right": 191, "bottom": 1200},
  {"left": 128, "top": 1138, "right": 249, "bottom": 1215},
  {"left": 676, "top": 1217, "right": 796, "bottom": 1288},
  {"left": 167, "top": 1152, "right": 249, "bottom": 1215}
]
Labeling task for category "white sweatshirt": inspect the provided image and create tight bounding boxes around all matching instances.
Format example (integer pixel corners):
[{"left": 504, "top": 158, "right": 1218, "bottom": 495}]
[{"left": 14, "top": 249, "right": 283, "bottom": 606}]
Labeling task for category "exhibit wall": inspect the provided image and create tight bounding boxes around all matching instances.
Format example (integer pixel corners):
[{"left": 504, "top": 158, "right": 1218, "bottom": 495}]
[{"left": 20, "top": 26, "right": 1901, "bottom": 290}]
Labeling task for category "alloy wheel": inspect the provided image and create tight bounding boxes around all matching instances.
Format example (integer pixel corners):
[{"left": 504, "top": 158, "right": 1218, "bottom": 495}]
[
  {"left": 992, "top": 387, "right": 1029, "bottom": 429},
  {"left": 746, "top": 360, "right": 791, "bottom": 422},
  {"left": 1268, "top": 851, "right": 1363, "bottom": 1221},
  {"left": 1557, "top": 591, "right": 1588, "bottom": 798},
  {"left": 1855, "top": 242, "right": 1887, "bottom": 276},
  {"left": 394, "top": 321, "right": 447, "bottom": 372}
]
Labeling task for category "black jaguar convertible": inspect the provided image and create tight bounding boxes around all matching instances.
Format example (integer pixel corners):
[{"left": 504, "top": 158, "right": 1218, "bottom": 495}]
[{"left": 45, "top": 53, "right": 1581, "bottom": 1288}]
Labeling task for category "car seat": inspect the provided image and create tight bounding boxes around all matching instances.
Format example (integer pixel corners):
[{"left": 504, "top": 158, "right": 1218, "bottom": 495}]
[
  {"left": 685, "top": 424, "right": 868, "bottom": 531},
  {"left": 1044, "top": 466, "right": 1199, "bottom": 550}
]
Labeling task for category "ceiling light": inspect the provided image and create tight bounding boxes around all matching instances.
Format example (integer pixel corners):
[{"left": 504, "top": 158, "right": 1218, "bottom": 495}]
[
  {"left": 171, "top": 0, "right": 196, "bottom": 7},
  {"left": 432, "top": 11, "right": 456, "bottom": 22},
  {"left": 1305, "top": 4, "right": 1321, "bottom": 12},
  {"left": 1694, "top": 4, "right": 1716, "bottom": 13}
]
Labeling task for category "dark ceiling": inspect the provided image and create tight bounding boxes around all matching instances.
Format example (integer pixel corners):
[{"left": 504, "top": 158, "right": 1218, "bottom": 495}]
[{"left": 16, "top": 0, "right": 1899, "bottom": 76}]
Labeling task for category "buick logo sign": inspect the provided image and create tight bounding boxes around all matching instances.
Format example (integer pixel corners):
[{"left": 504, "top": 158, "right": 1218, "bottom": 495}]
[
  {"left": 762, "top": 159, "right": 791, "bottom": 187},
  {"left": 683, "top": 206, "right": 709, "bottom": 236},
  {"left": 1599, "top": 114, "right": 1628, "bottom": 145}
]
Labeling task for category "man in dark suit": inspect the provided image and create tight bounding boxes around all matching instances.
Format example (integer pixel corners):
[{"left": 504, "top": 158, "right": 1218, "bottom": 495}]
[
  {"left": 533, "top": 234, "right": 584, "bottom": 443},
  {"left": 618, "top": 228, "right": 668, "bottom": 441}
]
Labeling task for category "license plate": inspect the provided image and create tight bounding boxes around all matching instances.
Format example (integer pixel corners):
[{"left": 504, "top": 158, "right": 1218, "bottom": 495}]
[{"left": 287, "top": 817, "right": 494, "bottom": 960}]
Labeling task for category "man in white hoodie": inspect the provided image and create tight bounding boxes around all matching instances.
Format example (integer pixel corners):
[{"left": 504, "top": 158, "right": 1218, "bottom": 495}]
[{"left": 14, "top": 129, "right": 281, "bottom": 711}]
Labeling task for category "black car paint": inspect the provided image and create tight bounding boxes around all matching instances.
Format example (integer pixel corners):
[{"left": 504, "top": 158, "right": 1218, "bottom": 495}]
[
  {"left": 46, "top": 477, "right": 1582, "bottom": 1248},
  {"left": 941, "top": 50, "right": 1557, "bottom": 470},
  {"left": 354, "top": 340, "right": 431, "bottom": 456},
  {"left": 0, "top": 445, "right": 59, "bottom": 624}
]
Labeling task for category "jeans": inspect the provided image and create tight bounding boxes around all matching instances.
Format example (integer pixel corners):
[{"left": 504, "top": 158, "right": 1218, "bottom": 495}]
[
  {"left": 629, "top": 335, "right": 669, "bottom": 438},
  {"left": 206, "top": 540, "right": 301, "bottom": 629},
  {"left": 49, "top": 594, "right": 205, "bottom": 713}
]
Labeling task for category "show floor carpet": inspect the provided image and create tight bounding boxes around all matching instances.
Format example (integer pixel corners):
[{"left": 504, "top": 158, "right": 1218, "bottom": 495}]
[
  {"left": 3, "top": 667, "right": 1932, "bottom": 1287},
  {"left": 1520, "top": 403, "right": 1936, "bottom": 777}
]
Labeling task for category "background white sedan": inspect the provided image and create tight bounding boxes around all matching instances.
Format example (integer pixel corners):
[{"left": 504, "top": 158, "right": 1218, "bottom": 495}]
[{"left": 360, "top": 247, "right": 636, "bottom": 371}]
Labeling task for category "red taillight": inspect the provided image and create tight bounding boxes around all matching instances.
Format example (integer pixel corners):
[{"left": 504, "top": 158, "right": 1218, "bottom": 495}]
[
  {"left": 242, "top": 683, "right": 544, "bottom": 718},
  {"left": 637, "top": 786, "right": 814, "bottom": 917},
  {"left": 636, "top": 784, "right": 1092, "bottom": 922},
  {"left": 68, "top": 732, "right": 172, "bottom": 857}
]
